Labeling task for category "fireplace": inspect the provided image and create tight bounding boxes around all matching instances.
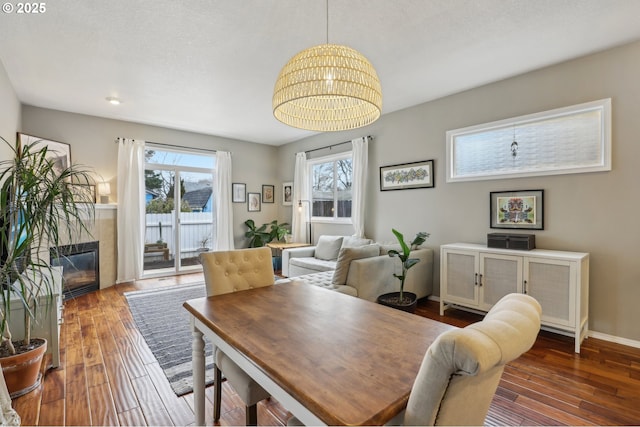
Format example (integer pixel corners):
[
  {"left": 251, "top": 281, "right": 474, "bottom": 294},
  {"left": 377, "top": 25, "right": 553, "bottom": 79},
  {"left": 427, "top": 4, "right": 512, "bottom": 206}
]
[{"left": 50, "top": 241, "right": 100, "bottom": 299}]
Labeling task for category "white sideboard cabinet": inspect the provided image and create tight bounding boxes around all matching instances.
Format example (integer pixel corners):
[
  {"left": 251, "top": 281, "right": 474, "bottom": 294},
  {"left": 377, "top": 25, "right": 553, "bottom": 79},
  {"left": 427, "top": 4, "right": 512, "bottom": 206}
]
[
  {"left": 440, "top": 243, "right": 589, "bottom": 353},
  {"left": 8, "top": 266, "right": 63, "bottom": 367}
]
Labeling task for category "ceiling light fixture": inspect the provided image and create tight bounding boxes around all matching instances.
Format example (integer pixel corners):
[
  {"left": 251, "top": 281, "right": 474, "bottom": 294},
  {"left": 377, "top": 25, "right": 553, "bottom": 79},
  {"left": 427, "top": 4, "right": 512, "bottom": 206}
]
[
  {"left": 272, "top": 0, "right": 382, "bottom": 132},
  {"left": 106, "top": 96, "right": 121, "bottom": 105}
]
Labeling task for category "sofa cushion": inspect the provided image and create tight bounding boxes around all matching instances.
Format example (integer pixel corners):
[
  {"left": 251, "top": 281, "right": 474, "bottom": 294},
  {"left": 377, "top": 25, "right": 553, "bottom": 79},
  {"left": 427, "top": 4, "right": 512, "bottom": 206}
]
[
  {"left": 341, "top": 236, "right": 373, "bottom": 248},
  {"left": 289, "top": 257, "right": 337, "bottom": 273},
  {"left": 314, "top": 235, "right": 344, "bottom": 260},
  {"left": 293, "top": 271, "right": 358, "bottom": 297},
  {"left": 332, "top": 244, "right": 380, "bottom": 286}
]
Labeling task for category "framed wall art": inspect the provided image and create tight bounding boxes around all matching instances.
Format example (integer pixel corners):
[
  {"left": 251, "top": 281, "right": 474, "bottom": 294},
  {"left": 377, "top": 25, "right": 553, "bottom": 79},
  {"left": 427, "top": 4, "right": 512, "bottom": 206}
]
[
  {"left": 490, "top": 189, "right": 544, "bottom": 230},
  {"left": 282, "top": 182, "right": 293, "bottom": 205},
  {"left": 247, "top": 192, "right": 261, "bottom": 212},
  {"left": 18, "top": 133, "right": 71, "bottom": 179},
  {"left": 232, "top": 183, "right": 246, "bottom": 203},
  {"left": 262, "top": 184, "right": 274, "bottom": 203},
  {"left": 380, "top": 160, "right": 434, "bottom": 191}
]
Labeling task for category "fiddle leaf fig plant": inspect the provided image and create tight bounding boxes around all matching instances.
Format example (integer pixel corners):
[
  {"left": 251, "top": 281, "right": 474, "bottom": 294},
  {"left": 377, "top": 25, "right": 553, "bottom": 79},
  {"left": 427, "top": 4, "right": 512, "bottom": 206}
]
[
  {"left": 388, "top": 229, "right": 429, "bottom": 301},
  {"left": 244, "top": 219, "right": 289, "bottom": 248}
]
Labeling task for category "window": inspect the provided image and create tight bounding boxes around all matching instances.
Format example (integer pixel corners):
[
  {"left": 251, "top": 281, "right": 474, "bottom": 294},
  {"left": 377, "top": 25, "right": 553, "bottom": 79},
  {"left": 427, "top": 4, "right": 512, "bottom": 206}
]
[
  {"left": 446, "top": 98, "right": 611, "bottom": 182},
  {"left": 143, "top": 145, "right": 215, "bottom": 275},
  {"left": 308, "top": 153, "right": 352, "bottom": 221}
]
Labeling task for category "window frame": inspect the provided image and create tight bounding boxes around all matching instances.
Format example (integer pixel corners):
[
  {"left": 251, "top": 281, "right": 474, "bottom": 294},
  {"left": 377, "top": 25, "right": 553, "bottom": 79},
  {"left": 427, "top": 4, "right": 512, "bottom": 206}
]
[
  {"left": 445, "top": 98, "right": 612, "bottom": 182},
  {"left": 307, "top": 151, "right": 353, "bottom": 224}
]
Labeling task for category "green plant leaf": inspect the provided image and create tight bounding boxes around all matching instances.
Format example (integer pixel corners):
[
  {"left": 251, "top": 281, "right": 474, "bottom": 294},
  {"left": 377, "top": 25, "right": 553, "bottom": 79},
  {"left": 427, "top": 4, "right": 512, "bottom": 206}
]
[
  {"left": 392, "top": 228, "right": 410, "bottom": 257},
  {"left": 405, "top": 258, "right": 420, "bottom": 270}
]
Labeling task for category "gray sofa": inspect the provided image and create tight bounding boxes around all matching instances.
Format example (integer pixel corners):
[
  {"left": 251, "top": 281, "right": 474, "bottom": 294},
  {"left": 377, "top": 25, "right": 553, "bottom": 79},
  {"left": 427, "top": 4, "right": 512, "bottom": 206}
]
[{"left": 282, "top": 235, "right": 433, "bottom": 302}]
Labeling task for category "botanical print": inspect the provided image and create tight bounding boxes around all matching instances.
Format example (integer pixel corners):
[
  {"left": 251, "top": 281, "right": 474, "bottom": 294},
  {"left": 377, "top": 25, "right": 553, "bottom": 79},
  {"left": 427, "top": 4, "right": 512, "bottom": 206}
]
[
  {"left": 380, "top": 160, "right": 434, "bottom": 191},
  {"left": 383, "top": 166, "right": 429, "bottom": 186}
]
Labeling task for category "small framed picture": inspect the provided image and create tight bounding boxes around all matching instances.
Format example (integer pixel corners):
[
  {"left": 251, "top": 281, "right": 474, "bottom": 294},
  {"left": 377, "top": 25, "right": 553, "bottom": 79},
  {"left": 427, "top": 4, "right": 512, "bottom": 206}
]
[
  {"left": 490, "top": 190, "right": 544, "bottom": 230},
  {"left": 262, "top": 184, "right": 275, "bottom": 203},
  {"left": 380, "top": 160, "right": 434, "bottom": 191},
  {"left": 247, "top": 192, "right": 261, "bottom": 212},
  {"left": 232, "top": 183, "right": 246, "bottom": 203},
  {"left": 282, "top": 182, "right": 293, "bottom": 205},
  {"left": 19, "top": 133, "right": 71, "bottom": 179}
]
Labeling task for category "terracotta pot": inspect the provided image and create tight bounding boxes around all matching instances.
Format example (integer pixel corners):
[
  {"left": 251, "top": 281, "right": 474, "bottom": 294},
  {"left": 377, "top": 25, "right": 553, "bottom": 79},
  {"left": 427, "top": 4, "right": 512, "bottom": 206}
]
[
  {"left": 376, "top": 291, "right": 418, "bottom": 313},
  {"left": 1, "top": 338, "right": 47, "bottom": 398}
]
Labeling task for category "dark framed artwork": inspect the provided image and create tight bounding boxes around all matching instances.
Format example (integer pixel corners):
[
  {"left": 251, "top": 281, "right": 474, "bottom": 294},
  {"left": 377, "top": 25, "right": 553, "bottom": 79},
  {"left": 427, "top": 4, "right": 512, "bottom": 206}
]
[
  {"left": 282, "top": 182, "right": 293, "bottom": 205},
  {"left": 18, "top": 133, "right": 71, "bottom": 179},
  {"left": 232, "top": 182, "right": 246, "bottom": 203},
  {"left": 247, "top": 192, "right": 261, "bottom": 212},
  {"left": 490, "top": 189, "right": 544, "bottom": 230},
  {"left": 380, "top": 159, "right": 434, "bottom": 191},
  {"left": 262, "top": 184, "right": 274, "bottom": 203}
]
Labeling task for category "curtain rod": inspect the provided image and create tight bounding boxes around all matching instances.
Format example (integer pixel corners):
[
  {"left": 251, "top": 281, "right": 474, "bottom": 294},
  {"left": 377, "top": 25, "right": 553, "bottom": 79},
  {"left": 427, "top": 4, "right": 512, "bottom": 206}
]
[
  {"left": 304, "top": 135, "right": 372, "bottom": 155},
  {"left": 114, "top": 137, "right": 218, "bottom": 154}
]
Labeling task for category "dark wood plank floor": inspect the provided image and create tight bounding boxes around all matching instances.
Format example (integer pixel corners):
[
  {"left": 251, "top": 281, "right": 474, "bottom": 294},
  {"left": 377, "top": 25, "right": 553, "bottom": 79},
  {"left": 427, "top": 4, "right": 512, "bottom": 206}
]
[{"left": 13, "top": 273, "right": 640, "bottom": 426}]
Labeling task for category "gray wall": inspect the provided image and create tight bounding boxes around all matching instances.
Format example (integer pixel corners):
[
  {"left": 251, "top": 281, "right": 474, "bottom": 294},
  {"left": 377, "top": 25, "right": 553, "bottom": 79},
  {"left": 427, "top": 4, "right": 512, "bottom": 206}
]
[
  {"left": 20, "top": 106, "right": 281, "bottom": 249},
  {"left": 6, "top": 39, "right": 640, "bottom": 342},
  {"left": 277, "top": 40, "right": 640, "bottom": 342},
  {"left": 0, "top": 59, "right": 20, "bottom": 157}
]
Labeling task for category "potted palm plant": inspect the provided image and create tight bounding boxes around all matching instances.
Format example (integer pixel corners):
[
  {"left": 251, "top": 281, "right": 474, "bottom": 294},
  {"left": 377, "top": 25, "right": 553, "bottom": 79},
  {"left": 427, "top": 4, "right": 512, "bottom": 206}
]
[
  {"left": 377, "top": 229, "right": 429, "bottom": 313},
  {"left": 0, "top": 134, "right": 94, "bottom": 398}
]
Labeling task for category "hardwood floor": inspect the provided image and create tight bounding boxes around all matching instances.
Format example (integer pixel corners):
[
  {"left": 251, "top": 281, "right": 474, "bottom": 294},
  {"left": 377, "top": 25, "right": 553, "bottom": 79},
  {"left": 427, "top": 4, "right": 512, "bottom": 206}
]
[{"left": 13, "top": 273, "right": 640, "bottom": 426}]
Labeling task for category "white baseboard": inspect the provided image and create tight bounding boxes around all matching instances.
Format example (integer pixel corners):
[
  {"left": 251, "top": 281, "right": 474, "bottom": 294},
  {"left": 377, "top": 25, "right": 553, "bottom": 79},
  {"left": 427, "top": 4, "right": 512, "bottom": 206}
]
[
  {"left": 588, "top": 330, "right": 640, "bottom": 350},
  {"left": 427, "top": 295, "right": 640, "bottom": 350}
]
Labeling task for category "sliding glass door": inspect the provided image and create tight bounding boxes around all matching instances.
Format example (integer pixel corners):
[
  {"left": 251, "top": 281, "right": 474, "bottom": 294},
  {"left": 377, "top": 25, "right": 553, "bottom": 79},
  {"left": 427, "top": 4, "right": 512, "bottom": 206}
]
[{"left": 143, "top": 146, "right": 215, "bottom": 276}]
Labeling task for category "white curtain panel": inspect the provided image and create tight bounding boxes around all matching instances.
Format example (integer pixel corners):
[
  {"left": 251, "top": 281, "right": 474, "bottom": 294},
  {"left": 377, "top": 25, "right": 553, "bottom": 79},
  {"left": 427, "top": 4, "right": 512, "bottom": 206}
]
[
  {"left": 214, "top": 151, "right": 234, "bottom": 250},
  {"left": 292, "top": 152, "right": 309, "bottom": 243},
  {"left": 116, "top": 138, "right": 145, "bottom": 283},
  {"left": 351, "top": 136, "right": 369, "bottom": 238}
]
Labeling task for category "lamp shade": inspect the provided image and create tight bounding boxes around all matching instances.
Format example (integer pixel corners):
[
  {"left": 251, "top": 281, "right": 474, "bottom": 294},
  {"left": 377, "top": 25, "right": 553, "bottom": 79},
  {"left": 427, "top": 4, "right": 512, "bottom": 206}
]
[
  {"left": 97, "top": 182, "right": 111, "bottom": 204},
  {"left": 97, "top": 183, "right": 111, "bottom": 196},
  {"left": 273, "top": 44, "right": 382, "bottom": 131}
]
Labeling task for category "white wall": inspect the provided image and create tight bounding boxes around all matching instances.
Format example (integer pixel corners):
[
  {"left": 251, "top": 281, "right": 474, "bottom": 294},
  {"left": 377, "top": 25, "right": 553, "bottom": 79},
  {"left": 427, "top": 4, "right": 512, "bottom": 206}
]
[
  {"left": 0, "top": 59, "right": 20, "bottom": 158},
  {"left": 21, "top": 106, "right": 281, "bottom": 249},
  {"left": 277, "top": 40, "right": 640, "bottom": 343}
]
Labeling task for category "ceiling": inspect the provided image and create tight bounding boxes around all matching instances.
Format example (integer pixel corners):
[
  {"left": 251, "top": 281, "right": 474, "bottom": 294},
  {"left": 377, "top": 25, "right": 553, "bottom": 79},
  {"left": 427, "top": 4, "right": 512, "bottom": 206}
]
[{"left": 1, "top": 0, "right": 640, "bottom": 146}]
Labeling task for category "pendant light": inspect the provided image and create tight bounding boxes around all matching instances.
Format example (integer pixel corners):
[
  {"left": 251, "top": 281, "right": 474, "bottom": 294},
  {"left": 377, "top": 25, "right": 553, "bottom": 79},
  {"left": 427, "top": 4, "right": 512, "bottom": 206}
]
[{"left": 272, "top": 1, "right": 382, "bottom": 131}]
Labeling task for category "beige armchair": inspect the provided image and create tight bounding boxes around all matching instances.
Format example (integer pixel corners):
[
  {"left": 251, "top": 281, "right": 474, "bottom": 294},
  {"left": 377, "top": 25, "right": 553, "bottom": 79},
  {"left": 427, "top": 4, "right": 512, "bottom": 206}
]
[
  {"left": 404, "top": 293, "right": 542, "bottom": 426},
  {"left": 199, "top": 247, "right": 275, "bottom": 425}
]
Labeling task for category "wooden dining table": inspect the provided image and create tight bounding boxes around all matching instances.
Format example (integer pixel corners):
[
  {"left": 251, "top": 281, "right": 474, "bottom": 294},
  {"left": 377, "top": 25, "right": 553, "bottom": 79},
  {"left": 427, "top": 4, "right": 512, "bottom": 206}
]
[{"left": 183, "top": 280, "right": 455, "bottom": 426}]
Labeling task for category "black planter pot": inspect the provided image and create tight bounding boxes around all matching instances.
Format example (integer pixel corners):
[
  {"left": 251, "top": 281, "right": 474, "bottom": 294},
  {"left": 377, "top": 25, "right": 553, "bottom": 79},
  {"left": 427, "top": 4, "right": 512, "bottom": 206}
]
[{"left": 376, "top": 291, "right": 418, "bottom": 313}]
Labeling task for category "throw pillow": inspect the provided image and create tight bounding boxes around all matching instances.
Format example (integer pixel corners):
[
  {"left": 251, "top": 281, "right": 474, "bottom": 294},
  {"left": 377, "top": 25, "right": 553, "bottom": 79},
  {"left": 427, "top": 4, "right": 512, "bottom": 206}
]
[
  {"left": 314, "top": 235, "right": 344, "bottom": 260},
  {"left": 331, "top": 244, "right": 380, "bottom": 286},
  {"left": 341, "top": 236, "right": 374, "bottom": 248}
]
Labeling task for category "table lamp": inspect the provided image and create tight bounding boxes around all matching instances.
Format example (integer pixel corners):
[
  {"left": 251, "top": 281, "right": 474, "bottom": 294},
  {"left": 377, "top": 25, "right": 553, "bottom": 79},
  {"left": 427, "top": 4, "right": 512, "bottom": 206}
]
[{"left": 98, "top": 182, "right": 111, "bottom": 204}]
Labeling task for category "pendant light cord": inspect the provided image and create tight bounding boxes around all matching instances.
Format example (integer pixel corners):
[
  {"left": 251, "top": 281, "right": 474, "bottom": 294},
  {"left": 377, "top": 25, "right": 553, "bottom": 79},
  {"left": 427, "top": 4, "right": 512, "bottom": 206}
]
[{"left": 326, "top": 0, "right": 329, "bottom": 44}]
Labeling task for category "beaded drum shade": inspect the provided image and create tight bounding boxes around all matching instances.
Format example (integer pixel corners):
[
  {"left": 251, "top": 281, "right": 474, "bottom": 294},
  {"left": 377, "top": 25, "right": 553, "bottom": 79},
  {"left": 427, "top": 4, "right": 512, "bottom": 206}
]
[{"left": 273, "top": 43, "right": 382, "bottom": 132}]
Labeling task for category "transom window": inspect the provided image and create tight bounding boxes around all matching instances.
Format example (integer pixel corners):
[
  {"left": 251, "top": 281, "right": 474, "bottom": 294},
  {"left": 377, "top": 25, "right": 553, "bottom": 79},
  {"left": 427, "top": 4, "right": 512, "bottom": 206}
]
[{"left": 308, "top": 152, "right": 352, "bottom": 221}]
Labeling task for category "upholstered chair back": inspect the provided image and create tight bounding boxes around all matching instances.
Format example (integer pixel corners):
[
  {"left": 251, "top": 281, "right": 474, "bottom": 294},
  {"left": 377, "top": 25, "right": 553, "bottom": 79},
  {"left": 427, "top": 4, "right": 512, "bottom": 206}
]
[
  {"left": 404, "top": 293, "right": 542, "bottom": 426},
  {"left": 199, "top": 247, "right": 275, "bottom": 296}
]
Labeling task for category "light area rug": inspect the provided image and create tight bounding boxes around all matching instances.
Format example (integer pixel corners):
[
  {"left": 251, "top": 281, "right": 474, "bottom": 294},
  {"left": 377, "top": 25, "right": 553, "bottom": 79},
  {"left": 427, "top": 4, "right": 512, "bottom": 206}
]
[{"left": 124, "top": 283, "right": 215, "bottom": 396}]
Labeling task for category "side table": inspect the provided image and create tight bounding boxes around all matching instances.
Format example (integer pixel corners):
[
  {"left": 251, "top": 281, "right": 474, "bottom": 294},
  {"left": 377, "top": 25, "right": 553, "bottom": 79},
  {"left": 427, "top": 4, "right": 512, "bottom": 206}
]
[{"left": 266, "top": 242, "right": 311, "bottom": 274}]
